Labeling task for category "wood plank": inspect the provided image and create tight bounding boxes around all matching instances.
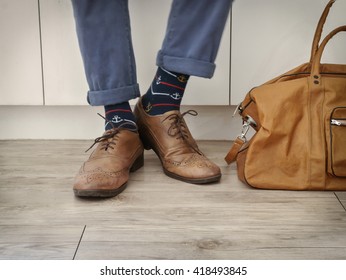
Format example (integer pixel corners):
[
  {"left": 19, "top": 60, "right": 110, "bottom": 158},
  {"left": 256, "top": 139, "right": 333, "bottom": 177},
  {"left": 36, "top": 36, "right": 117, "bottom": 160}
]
[
  {"left": 0, "top": 225, "right": 83, "bottom": 260},
  {"left": 76, "top": 241, "right": 346, "bottom": 260},
  {"left": 74, "top": 194, "right": 346, "bottom": 259},
  {"left": 335, "top": 192, "right": 346, "bottom": 211}
]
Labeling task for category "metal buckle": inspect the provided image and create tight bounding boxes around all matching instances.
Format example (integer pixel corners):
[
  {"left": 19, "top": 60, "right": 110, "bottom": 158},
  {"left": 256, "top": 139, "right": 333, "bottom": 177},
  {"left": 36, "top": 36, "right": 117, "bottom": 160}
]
[
  {"left": 238, "top": 115, "right": 256, "bottom": 142},
  {"left": 244, "top": 115, "right": 257, "bottom": 127},
  {"left": 240, "top": 122, "right": 250, "bottom": 141}
]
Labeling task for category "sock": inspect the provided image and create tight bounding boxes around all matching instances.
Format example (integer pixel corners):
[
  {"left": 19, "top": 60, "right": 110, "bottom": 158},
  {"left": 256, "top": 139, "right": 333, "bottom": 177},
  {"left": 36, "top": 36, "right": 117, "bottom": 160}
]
[
  {"left": 142, "top": 67, "right": 189, "bottom": 115},
  {"left": 104, "top": 102, "right": 136, "bottom": 131}
]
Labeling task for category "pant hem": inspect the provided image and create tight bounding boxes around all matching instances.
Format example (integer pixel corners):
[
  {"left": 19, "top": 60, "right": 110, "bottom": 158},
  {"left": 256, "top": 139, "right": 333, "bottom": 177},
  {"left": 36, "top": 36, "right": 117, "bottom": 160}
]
[
  {"left": 156, "top": 51, "right": 216, "bottom": 78},
  {"left": 87, "top": 84, "right": 140, "bottom": 106}
]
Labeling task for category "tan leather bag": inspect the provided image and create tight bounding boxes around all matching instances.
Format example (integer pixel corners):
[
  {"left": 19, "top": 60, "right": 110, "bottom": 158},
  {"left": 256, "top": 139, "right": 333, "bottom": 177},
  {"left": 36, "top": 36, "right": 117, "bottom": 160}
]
[{"left": 225, "top": 0, "right": 346, "bottom": 191}]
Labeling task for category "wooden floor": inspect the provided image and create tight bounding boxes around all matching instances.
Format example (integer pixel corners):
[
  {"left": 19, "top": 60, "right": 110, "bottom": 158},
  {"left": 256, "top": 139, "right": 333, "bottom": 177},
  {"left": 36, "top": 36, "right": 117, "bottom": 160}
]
[{"left": 1, "top": 140, "right": 346, "bottom": 260}]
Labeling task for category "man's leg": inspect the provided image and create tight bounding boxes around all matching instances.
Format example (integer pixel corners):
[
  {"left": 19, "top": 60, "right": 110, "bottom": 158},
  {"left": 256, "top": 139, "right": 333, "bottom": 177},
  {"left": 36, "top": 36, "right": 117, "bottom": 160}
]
[
  {"left": 142, "top": 0, "right": 232, "bottom": 115},
  {"left": 71, "top": 0, "right": 139, "bottom": 129},
  {"left": 135, "top": 0, "right": 232, "bottom": 184},
  {"left": 71, "top": 0, "right": 143, "bottom": 198},
  {"left": 157, "top": 0, "right": 232, "bottom": 78}
]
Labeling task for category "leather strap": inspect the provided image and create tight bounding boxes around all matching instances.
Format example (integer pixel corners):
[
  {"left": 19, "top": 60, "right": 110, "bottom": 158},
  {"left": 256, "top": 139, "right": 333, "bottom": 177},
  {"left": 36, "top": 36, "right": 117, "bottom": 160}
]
[
  {"left": 311, "top": 25, "right": 346, "bottom": 78},
  {"left": 224, "top": 137, "right": 245, "bottom": 165},
  {"left": 310, "top": 0, "right": 336, "bottom": 64}
]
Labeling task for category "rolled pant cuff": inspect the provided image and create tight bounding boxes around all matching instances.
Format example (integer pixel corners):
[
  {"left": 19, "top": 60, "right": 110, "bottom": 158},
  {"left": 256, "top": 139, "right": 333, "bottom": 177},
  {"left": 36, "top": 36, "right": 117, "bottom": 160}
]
[
  {"left": 156, "top": 51, "right": 216, "bottom": 78},
  {"left": 87, "top": 84, "right": 140, "bottom": 106}
]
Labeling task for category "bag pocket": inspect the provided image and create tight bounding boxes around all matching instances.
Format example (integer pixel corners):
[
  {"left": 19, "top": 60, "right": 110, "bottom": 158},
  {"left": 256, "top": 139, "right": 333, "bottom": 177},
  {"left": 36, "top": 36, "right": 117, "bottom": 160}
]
[{"left": 329, "top": 107, "right": 346, "bottom": 177}]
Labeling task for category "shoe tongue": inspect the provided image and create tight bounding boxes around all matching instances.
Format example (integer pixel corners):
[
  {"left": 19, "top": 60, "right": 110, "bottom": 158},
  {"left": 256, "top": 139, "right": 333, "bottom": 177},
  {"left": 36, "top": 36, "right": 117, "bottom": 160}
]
[
  {"left": 163, "top": 110, "right": 181, "bottom": 116},
  {"left": 104, "top": 125, "right": 137, "bottom": 135},
  {"left": 103, "top": 129, "right": 116, "bottom": 136}
]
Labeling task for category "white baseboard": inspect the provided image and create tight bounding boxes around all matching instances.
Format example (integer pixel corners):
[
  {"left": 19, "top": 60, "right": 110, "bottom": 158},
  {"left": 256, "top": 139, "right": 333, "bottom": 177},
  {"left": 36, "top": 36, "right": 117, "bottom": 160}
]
[{"left": 0, "top": 105, "right": 244, "bottom": 140}]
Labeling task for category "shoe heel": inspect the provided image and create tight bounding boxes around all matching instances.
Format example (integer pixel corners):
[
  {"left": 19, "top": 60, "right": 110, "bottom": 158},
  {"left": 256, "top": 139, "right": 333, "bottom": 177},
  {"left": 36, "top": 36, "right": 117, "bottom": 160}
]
[
  {"left": 130, "top": 153, "right": 144, "bottom": 172},
  {"left": 139, "top": 133, "right": 152, "bottom": 150}
]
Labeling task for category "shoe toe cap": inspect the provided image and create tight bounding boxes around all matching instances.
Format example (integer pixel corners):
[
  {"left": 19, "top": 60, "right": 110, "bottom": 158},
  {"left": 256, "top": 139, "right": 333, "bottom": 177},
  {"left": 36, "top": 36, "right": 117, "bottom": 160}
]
[{"left": 165, "top": 153, "right": 221, "bottom": 183}]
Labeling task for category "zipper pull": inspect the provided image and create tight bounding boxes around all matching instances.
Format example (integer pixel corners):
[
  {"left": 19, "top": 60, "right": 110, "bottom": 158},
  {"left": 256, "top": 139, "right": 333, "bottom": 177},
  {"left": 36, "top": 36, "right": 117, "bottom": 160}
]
[{"left": 331, "top": 119, "right": 342, "bottom": 126}]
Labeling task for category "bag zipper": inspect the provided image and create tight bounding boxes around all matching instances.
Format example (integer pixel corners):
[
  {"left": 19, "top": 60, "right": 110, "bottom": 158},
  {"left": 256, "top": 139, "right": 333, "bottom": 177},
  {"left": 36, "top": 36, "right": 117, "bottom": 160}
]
[{"left": 331, "top": 119, "right": 346, "bottom": 126}]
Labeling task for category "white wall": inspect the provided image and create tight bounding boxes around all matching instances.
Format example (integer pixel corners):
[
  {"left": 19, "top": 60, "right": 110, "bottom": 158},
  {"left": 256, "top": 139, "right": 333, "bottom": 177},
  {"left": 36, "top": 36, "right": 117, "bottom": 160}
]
[
  {"left": 0, "top": 105, "right": 242, "bottom": 140},
  {"left": 231, "top": 0, "right": 346, "bottom": 104}
]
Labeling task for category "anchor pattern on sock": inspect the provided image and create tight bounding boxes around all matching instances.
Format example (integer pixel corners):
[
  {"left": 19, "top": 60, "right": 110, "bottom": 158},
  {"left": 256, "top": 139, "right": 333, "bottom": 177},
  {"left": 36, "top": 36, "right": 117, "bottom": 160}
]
[
  {"left": 142, "top": 67, "right": 189, "bottom": 115},
  {"left": 104, "top": 102, "right": 136, "bottom": 131}
]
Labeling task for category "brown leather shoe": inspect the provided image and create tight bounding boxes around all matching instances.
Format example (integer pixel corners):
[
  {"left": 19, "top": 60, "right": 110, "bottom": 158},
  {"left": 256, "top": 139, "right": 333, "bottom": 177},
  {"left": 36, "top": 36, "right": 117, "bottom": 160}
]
[
  {"left": 134, "top": 98, "right": 221, "bottom": 184},
  {"left": 73, "top": 127, "right": 144, "bottom": 198}
]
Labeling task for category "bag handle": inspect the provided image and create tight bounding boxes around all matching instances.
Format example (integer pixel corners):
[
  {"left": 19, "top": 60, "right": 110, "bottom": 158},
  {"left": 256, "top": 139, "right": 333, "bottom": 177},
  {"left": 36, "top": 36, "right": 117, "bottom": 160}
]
[
  {"left": 311, "top": 25, "right": 346, "bottom": 77},
  {"left": 310, "top": 0, "right": 336, "bottom": 64}
]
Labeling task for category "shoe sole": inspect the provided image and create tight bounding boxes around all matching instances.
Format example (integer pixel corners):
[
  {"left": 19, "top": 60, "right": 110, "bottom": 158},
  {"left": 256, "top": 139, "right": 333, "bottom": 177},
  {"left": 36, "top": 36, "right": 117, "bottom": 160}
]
[
  {"left": 73, "top": 182, "right": 128, "bottom": 198},
  {"left": 164, "top": 168, "right": 221, "bottom": 184},
  {"left": 73, "top": 153, "right": 144, "bottom": 198}
]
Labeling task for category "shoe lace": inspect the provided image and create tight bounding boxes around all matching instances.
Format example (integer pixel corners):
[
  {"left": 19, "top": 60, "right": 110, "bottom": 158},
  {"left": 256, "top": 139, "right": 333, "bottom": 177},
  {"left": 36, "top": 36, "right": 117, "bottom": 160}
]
[
  {"left": 163, "top": 110, "right": 203, "bottom": 155},
  {"left": 85, "top": 113, "right": 137, "bottom": 152}
]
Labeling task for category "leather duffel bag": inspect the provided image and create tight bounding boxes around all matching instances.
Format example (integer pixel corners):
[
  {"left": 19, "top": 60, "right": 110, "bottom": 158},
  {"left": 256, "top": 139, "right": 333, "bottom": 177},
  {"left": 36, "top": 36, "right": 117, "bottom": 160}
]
[{"left": 225, "top": 0, "right": 346, "bottom": 190}]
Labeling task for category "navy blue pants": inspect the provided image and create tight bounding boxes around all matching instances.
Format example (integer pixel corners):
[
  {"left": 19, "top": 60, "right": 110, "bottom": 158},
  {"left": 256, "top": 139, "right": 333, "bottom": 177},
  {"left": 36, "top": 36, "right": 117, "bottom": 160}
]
[{"left": 71, "top": 0, "right": 232, "bottom": 106}]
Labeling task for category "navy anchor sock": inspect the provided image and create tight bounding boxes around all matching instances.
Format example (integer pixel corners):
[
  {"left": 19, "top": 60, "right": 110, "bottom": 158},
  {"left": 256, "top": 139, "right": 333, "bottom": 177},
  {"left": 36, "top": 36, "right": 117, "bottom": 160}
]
[
  {"left": 104, "top": 102, "right": 136, "bottom": 131},
  {"left": 142, "top": 67, "right": 189, "bottom": 115}
]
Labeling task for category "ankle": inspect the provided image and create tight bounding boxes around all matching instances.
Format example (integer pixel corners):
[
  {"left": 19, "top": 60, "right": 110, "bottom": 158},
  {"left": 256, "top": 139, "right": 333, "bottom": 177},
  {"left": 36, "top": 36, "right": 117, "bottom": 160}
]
[
  {"left": 142, "top": 67, "right": 189, "bottom": 115},
  {"left": 104, "top": 102, "right": 136, "bottom": 130}
]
